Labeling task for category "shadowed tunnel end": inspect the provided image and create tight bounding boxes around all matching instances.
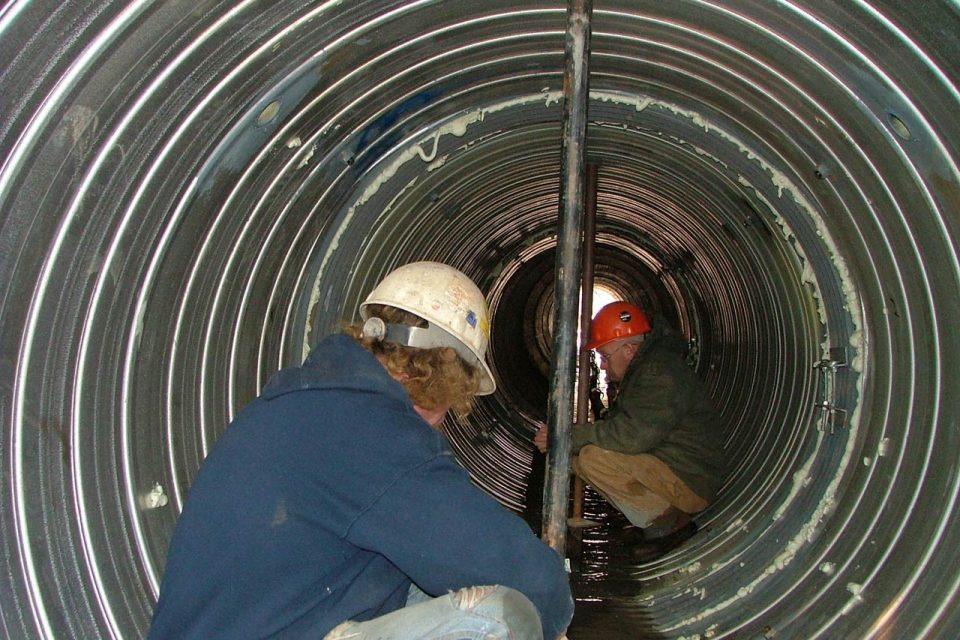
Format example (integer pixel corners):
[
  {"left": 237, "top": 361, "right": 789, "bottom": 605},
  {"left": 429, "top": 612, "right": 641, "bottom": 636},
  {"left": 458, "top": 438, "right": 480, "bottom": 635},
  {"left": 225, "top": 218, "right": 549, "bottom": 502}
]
[{"left": 1, "top": 1, "right": 959, "bottom": 638}]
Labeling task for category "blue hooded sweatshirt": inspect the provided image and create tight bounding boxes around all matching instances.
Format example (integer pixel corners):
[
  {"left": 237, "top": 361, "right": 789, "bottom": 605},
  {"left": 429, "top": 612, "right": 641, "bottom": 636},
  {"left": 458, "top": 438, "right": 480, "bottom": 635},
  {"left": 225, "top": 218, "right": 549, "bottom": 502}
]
[{"left": 149, "top": 333, "right": 573, "bottom": 639}]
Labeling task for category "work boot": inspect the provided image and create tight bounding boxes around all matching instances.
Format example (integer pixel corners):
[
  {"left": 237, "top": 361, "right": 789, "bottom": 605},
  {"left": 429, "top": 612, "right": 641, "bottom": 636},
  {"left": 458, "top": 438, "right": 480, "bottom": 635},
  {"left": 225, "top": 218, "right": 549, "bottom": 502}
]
[{"left": 630, "top": 521, "right": 699, "bottom": 562}]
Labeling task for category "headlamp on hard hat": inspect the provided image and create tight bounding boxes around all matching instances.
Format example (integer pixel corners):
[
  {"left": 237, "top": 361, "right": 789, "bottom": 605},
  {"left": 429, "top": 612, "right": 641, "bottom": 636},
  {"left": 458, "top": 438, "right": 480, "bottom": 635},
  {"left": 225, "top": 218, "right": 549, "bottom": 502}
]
[{"left": 361, "top": 316, "right": 482, "bottom": 370}]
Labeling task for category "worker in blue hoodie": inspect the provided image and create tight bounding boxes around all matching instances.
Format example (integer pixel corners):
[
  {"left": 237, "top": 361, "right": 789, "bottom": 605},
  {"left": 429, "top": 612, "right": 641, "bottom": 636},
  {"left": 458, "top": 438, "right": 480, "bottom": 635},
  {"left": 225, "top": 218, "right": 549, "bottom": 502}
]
[{"left": 149, "top": 261, "right": 573, "bottom": 640}]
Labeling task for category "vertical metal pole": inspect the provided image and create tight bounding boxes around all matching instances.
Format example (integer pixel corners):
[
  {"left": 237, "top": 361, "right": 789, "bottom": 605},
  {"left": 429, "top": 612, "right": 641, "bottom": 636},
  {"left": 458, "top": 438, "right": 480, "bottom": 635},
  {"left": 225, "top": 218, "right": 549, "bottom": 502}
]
[
  {"left": 542, "top": 0, "right": 593, "bottom": 555},
  {"left": 571, "top": 162, "right": 599, "bottom": 524}
]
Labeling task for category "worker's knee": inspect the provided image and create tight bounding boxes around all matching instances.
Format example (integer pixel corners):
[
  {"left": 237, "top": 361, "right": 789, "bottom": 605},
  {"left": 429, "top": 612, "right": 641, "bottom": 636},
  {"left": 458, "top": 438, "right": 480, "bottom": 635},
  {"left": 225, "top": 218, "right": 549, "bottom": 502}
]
[
  {"left": 453, "top": 585, "right": 542, "bottom": 639},
  {"left": 495, "top": 587, "right": 543, "bottom": 640},
  {"left": 577, "top": 443, "right": 599, "bottom": 462},
  {"left": 576, "top": 444, "right": 605, "bottom": 475}
]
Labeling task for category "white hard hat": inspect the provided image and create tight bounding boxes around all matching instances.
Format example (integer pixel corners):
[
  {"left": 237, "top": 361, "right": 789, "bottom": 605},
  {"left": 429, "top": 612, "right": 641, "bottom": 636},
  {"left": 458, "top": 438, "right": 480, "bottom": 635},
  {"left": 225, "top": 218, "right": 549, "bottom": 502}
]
[{"left": 360, "top": 261, "right": 496, "bottom": 395}]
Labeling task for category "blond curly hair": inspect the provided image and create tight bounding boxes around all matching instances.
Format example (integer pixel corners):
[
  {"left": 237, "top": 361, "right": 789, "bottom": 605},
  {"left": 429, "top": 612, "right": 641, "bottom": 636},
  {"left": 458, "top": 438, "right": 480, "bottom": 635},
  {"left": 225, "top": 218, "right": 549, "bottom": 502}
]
[{"left": 343, "top": 305, "right": 481, "bottom": 417}]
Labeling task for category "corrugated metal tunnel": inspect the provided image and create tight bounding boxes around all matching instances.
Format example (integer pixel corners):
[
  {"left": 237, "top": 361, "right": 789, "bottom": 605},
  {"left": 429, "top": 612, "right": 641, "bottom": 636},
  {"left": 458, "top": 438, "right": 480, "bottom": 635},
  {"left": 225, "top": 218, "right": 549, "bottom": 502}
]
[{"left": 1, "top": 1, "right": 958, "bottom": 638}]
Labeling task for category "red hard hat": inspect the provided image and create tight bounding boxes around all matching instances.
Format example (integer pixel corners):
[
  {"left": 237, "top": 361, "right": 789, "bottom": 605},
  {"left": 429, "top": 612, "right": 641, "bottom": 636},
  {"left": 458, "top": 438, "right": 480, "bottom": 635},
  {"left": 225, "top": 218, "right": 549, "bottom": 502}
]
[{"left": 586, "top": 302, "right": 651, "bottom": 349}]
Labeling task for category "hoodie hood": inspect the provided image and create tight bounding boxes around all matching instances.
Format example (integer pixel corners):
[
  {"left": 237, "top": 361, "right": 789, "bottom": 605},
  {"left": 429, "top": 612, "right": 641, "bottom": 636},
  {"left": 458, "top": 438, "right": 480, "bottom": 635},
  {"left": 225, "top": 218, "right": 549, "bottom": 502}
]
[{"left": 261, "top": 333, "right": 410, "bottom": 405}]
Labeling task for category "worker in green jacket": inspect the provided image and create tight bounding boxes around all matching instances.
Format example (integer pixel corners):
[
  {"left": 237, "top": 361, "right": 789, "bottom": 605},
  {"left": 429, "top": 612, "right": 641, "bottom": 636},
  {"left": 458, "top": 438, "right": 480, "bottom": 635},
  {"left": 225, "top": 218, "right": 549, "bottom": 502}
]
[{"left": 535, "top": 301, "right": 726, "bottom": 561}]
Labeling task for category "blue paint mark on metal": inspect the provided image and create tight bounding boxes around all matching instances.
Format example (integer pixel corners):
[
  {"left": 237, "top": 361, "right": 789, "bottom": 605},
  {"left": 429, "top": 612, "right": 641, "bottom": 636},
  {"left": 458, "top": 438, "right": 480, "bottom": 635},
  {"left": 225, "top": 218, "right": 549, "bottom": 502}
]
[
  {"left": 348, "top": 89, "right": 438, "bottom": 172},
  {"left": 197, "top": 68, "right": 320, "bottom": 190}
]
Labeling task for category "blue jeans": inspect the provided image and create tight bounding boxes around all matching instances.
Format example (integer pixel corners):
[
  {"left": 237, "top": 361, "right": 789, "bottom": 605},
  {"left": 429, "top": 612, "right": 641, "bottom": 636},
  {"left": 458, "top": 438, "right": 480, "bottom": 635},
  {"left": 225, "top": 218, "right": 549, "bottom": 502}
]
[{"left": 323, "top": 584, "right": 543, "bottom": 640}]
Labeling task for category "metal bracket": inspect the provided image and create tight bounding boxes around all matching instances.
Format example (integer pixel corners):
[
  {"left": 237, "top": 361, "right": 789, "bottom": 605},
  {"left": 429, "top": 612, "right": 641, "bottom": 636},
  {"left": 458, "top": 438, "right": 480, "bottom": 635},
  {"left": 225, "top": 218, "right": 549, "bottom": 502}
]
[{"left": 815, "top": 348, "right": 848, "bottom": 433}]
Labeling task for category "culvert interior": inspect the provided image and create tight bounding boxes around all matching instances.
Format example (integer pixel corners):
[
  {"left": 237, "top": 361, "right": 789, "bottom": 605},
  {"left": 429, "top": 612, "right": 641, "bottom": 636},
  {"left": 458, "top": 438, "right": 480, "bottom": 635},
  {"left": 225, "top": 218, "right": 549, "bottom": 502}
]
[{"left": 1, "top": 1, "right": 959, "bottom": 638}]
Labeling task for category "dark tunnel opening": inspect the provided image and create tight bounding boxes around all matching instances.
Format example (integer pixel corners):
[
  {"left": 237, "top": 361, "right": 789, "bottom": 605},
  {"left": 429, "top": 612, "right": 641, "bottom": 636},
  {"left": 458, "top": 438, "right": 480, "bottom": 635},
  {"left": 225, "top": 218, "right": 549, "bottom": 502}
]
[
  {"left": 490, "top": 244, "right": 677, "bottom": 429},
  {"left": 2, "top": 2, "right": 960, "bottom": 638}
]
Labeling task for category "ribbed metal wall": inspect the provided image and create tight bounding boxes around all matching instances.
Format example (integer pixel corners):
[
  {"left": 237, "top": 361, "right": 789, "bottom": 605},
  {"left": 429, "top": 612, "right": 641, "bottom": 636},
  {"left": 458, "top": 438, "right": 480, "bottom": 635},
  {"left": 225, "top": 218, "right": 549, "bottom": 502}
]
[{"left": 1, "top": 1, "right": 957, "bottom": 638}]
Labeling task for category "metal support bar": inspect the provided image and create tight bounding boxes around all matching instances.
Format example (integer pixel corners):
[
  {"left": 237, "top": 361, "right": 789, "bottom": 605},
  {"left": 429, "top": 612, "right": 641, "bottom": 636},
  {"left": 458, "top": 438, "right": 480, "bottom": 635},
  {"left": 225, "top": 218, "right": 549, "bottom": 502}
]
[
  {"left": 571, "top": 162, "right": 599, "bottom": 526},
  {"left": 542, "top": 0, "right": 593, "bottom": 556}
]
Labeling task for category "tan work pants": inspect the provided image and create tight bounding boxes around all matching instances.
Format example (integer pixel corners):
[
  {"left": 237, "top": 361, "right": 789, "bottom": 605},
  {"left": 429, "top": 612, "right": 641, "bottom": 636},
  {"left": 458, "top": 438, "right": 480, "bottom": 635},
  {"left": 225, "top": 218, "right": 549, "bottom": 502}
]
[{"left": 572, "top": 445, "right": 707, "bottom": 529}]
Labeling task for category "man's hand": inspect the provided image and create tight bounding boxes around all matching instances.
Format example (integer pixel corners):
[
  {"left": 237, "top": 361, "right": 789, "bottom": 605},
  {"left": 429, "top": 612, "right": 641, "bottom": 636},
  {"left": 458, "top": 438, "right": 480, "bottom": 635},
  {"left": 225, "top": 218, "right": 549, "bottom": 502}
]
[{"left": 534, "top": 424, "right": 548, "bottom": 453}]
